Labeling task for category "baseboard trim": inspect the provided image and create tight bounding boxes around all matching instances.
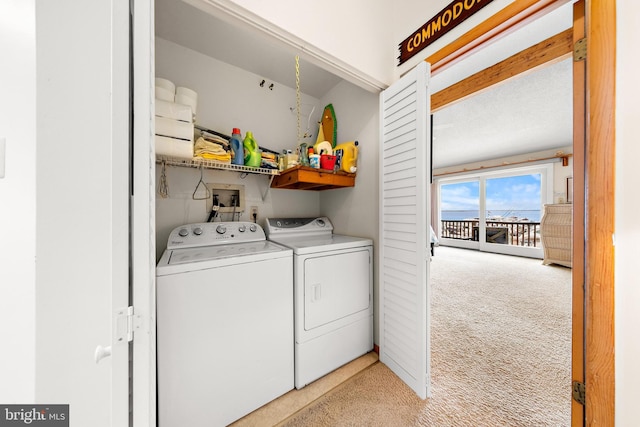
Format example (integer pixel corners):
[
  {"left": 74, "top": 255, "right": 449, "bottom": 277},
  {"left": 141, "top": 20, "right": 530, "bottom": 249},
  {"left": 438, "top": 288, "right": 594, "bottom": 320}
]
[{"left": 230, "top": 352, "right": 379, "bottom": 427}]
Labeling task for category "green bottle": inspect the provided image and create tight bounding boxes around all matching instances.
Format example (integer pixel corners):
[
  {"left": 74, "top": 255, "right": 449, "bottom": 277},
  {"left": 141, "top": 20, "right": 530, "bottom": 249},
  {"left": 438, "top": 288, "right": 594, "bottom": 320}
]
[{"left": 243, "top": 131, "right": 261, "bottom": 167}]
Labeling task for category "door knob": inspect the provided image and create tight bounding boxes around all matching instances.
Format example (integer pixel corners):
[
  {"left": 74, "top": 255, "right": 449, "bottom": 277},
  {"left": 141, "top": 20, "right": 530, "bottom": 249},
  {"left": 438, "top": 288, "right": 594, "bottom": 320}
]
[{"left": 94, "top": 345, "right": 112, "bottom": 364}]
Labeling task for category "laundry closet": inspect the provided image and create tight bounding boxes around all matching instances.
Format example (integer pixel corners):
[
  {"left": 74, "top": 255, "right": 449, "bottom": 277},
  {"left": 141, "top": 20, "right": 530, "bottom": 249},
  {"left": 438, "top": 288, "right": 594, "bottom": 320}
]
[
  {"left": 153, "top": 1, "right": 381, "bottom": 425},
  {"left": 153, "top": 0, "right": 380, "bottom": 260}
]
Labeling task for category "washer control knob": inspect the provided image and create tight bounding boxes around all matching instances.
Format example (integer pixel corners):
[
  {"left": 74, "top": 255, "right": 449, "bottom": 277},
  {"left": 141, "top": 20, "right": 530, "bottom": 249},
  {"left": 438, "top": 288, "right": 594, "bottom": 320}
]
[
  {"left": 316, "top": 219, "right": 326, "bottom": 227},
  {"left": 216, "top": 225, "right": 227, "bottom": 235},
  {"left": 193, "top": 227, "right": 203, "bottom": 236},
  {"left": 238, "top": 225, "right": 246, "bottom": 232},
  {"left": 249, "top": 224, "right": 257, "bottom": 232},
  {"left": 178, "top": 228, "right": 189, "bottom": 237}
]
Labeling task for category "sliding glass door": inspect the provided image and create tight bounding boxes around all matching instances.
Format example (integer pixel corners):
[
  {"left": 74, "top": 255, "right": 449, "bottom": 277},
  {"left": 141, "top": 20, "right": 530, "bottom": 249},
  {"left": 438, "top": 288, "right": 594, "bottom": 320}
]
[{"left": 437, "top": 164, "right": 553, "bottom": 258}]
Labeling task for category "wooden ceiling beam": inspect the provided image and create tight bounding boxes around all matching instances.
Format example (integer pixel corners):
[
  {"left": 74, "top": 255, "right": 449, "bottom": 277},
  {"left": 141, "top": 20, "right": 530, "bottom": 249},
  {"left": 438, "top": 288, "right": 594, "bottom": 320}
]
[
  {"left": 426, "top": 0, "right": 572, "bottom": 75},
  {"left": 431, "top": 28, "right": 573, "bottom": 112}
]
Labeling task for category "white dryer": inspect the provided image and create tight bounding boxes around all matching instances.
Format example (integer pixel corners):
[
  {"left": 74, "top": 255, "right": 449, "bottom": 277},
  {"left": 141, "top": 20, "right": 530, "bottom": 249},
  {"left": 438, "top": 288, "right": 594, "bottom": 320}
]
[
  {"left": 156, "top": 221, "right": 293, "bottom": 427},
  {"left": 265, "top": 217, "right": 373, "bottom": 389}
]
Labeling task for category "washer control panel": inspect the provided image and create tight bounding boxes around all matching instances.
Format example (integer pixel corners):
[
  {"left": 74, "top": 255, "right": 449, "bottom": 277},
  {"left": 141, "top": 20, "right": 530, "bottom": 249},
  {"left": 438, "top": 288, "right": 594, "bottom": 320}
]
[{"left": 167, "top": 221, "right": 263, "bottom": 249}]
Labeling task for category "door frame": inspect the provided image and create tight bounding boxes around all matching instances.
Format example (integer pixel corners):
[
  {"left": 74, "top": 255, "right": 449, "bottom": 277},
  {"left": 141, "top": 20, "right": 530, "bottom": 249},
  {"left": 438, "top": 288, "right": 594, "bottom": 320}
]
[
  {"left": 425, "top": 0, "right": 615, "bottom": 424},
  {"left": 131, "top": 0, "right": 156, "bottom": 425}
]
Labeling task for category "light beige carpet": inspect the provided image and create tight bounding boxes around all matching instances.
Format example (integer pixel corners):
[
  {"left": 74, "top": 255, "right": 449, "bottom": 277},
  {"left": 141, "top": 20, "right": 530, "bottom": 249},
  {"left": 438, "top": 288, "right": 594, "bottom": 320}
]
[{"left": 280, "top": 246, "right": 572, "bottom": 426}]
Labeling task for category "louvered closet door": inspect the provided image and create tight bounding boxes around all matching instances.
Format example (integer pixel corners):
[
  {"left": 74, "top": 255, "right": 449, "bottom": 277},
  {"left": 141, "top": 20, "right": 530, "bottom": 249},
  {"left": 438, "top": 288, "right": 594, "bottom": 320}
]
[{"left": 379, "top": 61, "right": 431, "bottom": 399}]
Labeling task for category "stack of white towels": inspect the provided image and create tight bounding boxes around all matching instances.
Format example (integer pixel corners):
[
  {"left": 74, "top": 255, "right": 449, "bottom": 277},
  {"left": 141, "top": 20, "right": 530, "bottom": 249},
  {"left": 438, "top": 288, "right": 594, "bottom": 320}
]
[{"left": 154, "top": 78, "right": 198, "bottom": 159}]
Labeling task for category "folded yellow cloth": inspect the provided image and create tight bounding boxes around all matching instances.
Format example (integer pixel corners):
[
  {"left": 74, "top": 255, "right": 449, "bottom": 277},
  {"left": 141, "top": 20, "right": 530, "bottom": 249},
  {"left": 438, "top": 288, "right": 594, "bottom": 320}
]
[
  {"left": 196, "top": 152, "right": 232, "bottom": 162},
  {"left": 194, "top": 137, "right": 231, "bottom": 162},
  {"left": 194, "top": 137, "right": 227, "bottom": 154}
]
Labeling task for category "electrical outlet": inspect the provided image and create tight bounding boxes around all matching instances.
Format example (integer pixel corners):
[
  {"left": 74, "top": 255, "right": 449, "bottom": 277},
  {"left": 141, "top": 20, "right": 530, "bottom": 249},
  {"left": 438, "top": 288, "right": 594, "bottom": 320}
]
[{"left": 250, "top": 206, "right": 258, "bottom": 217}]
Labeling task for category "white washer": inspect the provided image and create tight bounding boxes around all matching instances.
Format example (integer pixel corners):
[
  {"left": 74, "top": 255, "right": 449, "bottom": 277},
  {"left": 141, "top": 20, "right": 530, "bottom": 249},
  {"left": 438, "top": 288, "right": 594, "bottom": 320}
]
[
  {"left": 265, "top": 217, "right": 373, "bottom": 389},
  {"left": 156, "top": 221, "right": 293, "bottom": 427}
]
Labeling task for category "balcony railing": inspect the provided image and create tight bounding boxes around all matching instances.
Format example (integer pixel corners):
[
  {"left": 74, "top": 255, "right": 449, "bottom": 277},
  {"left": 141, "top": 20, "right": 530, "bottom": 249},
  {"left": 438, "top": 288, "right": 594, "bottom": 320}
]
[{"left": 440, "top": 219, "right": 541, "bottom": 247}]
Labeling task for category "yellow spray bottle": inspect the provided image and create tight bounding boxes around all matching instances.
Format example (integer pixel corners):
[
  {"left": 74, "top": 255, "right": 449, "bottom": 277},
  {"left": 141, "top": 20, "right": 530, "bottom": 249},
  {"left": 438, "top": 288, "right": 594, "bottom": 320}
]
[{"left": 333, "top": 141, "right": 359, "bottom": 173}]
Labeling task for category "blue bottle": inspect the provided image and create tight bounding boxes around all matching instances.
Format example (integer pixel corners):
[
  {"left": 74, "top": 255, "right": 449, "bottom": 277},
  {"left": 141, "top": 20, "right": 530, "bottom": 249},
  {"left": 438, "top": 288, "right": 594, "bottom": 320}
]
[{"left": 230, "top": 128, "right": 244, "bottom": 165}]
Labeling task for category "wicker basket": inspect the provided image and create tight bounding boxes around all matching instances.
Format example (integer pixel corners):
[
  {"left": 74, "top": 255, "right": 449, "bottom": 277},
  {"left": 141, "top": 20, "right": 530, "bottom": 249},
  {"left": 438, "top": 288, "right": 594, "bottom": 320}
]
[{"left": 541, "top": 204, "right": 572, "bottom": 267}]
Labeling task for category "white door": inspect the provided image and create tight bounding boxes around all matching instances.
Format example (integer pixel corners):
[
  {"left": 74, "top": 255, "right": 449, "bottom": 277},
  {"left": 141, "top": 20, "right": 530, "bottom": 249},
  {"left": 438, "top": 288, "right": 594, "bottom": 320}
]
[
  {"left": 35, "top": 0, "right": 131, "bottom": 425},
  {"left": 379, "top": 61, "right": 431, "bottom": 399}
]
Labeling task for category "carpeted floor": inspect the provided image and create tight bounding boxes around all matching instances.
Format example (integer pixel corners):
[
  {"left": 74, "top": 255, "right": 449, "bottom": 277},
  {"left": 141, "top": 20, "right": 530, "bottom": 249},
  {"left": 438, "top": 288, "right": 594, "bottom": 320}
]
[{"left": 279, "top": 246, "right": 572, "bottom": 426}]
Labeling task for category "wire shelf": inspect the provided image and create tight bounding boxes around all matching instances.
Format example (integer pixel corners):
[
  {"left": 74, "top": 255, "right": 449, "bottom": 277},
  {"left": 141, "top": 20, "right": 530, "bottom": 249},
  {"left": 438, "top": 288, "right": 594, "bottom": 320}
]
[{"left": 156, "top": 155, "right": 279, "bottom": 176}]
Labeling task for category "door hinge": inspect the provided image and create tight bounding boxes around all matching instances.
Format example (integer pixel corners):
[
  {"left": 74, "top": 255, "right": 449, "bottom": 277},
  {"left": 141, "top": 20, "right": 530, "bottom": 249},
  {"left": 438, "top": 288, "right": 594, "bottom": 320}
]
[
  {"left": 115, "top": 306, "right": 142, "bottom": 343},
  {"left": 572, "top": 380, "right": 586, "bottom": 405},
  {"left": 574, "top": 38, "right": 587, "bottom": 61}
]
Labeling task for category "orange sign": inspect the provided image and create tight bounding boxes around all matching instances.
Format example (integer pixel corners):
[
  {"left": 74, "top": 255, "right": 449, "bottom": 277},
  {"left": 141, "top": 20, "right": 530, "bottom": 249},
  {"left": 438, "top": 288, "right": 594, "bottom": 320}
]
[{"left": 398, "top": 0, "right": 494, "bottom": 65}]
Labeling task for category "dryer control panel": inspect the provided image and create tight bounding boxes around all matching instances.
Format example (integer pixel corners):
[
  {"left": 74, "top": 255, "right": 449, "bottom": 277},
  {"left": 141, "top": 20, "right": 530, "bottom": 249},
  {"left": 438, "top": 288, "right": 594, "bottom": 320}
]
[
  {"left": 167, "top": 221, "right": 264, "bottom": 249},
  {"left": 265, "top": 216, "right": 333, "bottom": 238}
]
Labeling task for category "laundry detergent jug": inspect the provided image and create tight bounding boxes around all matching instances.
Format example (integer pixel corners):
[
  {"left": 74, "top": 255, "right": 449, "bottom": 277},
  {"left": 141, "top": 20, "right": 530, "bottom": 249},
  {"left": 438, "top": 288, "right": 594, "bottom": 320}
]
[
  {"left": 333, "top": 141, "right": 359, "bottom": 173},
  {"left": 230, "top": 128, "right": 244, "bottom": 165},
  {"left": 243, "top": 131, "right": 261, "bottom": 168}
]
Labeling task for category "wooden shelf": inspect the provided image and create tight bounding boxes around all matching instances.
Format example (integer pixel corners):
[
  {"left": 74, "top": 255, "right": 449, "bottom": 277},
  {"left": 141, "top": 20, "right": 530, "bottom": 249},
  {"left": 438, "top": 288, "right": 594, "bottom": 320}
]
[{"left": 270, "top": 165, "right": 356, "bottom": 191}]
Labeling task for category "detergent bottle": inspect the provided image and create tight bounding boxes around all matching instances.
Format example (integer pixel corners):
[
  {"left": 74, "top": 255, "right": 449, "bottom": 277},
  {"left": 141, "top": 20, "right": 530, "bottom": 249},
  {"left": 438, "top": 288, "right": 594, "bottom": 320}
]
[
  {"left": 243, "top": 131, "right": 261, "bottom": 167},
  {"left": 333, "top": 141, "right": 359, "bottom": 173},
  {"left": 230, "top": 128, "right": 244, "bottom": 165}
]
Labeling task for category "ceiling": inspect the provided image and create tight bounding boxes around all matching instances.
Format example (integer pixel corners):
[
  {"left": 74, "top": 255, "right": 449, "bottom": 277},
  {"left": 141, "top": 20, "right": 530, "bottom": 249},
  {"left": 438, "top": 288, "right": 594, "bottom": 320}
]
[
  {"left": 432, "top": 58, "right": 573, "bottom": 169},
  {"left": 155, "top": 0, "right": 573, "bottom": 169},
  {"left": 155, "top": 0, "right": 343, "bottom": 98}
]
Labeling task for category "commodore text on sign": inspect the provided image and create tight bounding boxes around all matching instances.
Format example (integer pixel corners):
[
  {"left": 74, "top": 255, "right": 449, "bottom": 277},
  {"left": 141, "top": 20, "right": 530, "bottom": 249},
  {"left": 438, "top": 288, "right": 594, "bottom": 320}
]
[{"left": 398, "top": 0, "right": 495, "bottom": 65}]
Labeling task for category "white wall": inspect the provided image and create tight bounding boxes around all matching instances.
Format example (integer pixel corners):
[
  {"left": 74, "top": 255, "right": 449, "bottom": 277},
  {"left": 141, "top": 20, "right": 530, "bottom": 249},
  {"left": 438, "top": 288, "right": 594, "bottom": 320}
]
[
  {"left": 615, "top": 1, "right": 640, "bottom": 424},
  {"left": 155, "top": 38, "right": 323, "bottom": 258},
  {"left": 155, "top": 166, "right": 322, "bottom": 259},
  {"left": 552, "top": 156, "right": 573, "bottom": 204},
  {"left": 223, "top": 0, "right": 393, "bottom": 86},
  {"left": 0, "top": 0, "right": 36, "bottom": 403},
  {"left": 156, "top": 38, "right": 323, "bottom": 148}
]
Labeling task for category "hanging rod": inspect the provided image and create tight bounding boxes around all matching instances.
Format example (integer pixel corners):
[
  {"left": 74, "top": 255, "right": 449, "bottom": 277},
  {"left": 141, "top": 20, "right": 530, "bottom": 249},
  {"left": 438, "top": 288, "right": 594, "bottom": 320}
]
[{"left": 194, "top": 124, "right": 231, "bottom": 141}]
